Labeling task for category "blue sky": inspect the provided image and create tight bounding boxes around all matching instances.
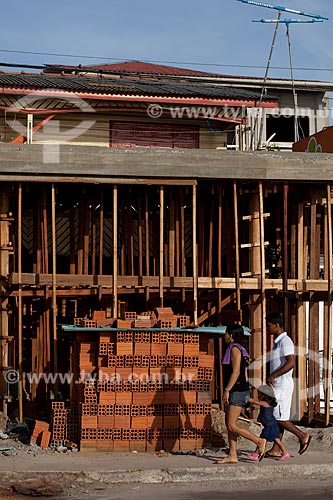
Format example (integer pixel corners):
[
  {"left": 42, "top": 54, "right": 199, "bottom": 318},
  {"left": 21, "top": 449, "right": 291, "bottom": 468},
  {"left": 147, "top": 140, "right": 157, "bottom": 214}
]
[{"left": 1, "top": 0, "right": 332, "bottom": 81}]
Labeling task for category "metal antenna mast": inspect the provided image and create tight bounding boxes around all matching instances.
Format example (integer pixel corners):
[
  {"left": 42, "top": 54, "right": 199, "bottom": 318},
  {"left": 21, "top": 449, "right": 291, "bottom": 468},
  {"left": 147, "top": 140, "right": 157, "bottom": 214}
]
[{"left": 237, "top": 0, "right": 328, "bottom": 149}]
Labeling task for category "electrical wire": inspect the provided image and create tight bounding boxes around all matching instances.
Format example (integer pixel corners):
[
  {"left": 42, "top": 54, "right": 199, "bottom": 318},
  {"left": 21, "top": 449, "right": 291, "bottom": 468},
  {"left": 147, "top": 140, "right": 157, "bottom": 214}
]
[{"left": 1, "top": 49, "right": 333, "bottom": 73}]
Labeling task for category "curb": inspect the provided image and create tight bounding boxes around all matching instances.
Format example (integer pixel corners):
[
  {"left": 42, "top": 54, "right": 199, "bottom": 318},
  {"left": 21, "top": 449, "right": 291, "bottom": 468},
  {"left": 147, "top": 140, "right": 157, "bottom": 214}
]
[{"left": 1, "top": 463, "right": 333, "bottom": 486}]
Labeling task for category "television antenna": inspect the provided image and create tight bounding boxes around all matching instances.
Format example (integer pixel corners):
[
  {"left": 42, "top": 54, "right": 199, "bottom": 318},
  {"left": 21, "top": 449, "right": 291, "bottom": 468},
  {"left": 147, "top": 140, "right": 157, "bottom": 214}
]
[{"left": 237, "top": 0, "right": 329, "bottom": 149}]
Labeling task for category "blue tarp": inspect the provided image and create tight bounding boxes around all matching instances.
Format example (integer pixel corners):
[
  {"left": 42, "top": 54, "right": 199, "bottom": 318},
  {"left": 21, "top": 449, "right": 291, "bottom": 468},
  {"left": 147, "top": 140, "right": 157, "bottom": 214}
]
[{"left": 61, "top": 325, "right": 252, "bottom": 336}]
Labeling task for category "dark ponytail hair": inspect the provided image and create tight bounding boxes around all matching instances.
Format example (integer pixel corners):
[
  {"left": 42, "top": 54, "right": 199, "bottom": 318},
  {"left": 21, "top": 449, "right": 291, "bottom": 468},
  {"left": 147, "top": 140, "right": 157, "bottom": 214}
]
[{"left": 226, "top": 323, "right": 247, "bottom": 347}]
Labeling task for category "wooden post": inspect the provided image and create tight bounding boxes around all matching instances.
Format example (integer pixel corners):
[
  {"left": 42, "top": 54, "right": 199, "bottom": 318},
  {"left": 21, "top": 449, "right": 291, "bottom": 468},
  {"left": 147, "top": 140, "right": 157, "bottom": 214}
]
[
  {"left": 99, "top": 187, "right": 104, "bottom": 275},
  {"left": 83, "top": 198, "right": 89, "bottom": 275},
  {"left": 175, "top": 194, "right": 180, "bottom": 277},
  {"left": 180, "top": 188, "right": 186, "bottom": 304},
  {"left": 145, "top": 191, "right": 150, "bottom": 303},
  {"left": 159, "top": 186, "right": 164, "bottom": 307},
  {"left": 208, "top": 184, "right": 214, "bottom": 277},
  {"left": 18, "top": 183, "right": 23, "bottom": 422},
  {"left": 138, "top": 195, "right": 143, "bottom": 277},
  {"left": 218, "top": 184, "right": 223, "bottom": 320},
  {"left": 91, "top": 203, "right": 96, "bottom": 276},
  {"left": 169, "top": 190, "right": 175, "bottom": 277},
  {"left": 0, "top": 189, "right": 10, "bottom": 415},
  {"left": 113, "top": 185, "right": 118, "bottom": 319},
  {"left": 308, "top": 199, "right": 320, "bottom": 422},
  {"left": 325, "top": 184, "right": 333, "bottom": 426},
  {"left": 297, "top": 202, "right": 307, "bottom": 418},
  {"left": 193, "top": 184, "right": 198, "bottom": 325},
  {"left": 283, "top": 183, "right": 289, "bottom": 320},
  {"left": 51, "top": 184, "right": 58, "bottom": 384},
  {"left": 259, "top": 181, "right": 266, "bottom": 382},
  {"left": 249, "top": 187, "right": 261, "bottom": 392},
  {"left": 233, "top": 181, "right": 241, "bottom": 313},
  {"left": 69, "top": 204, "right": 75, "bottom": 274}
]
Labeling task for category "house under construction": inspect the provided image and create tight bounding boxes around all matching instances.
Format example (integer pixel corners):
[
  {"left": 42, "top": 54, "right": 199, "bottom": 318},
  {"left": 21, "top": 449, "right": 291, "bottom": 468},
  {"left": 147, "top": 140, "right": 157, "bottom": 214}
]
[{"left": 0, "top": 143, "right": 332, "bottom": 431}]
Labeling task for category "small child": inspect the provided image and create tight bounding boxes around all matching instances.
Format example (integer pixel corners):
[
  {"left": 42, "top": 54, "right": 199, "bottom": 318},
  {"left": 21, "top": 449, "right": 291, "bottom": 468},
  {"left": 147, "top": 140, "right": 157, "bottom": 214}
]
[{"left": 247, "top": 384, "right": 290, "bottom": 461}]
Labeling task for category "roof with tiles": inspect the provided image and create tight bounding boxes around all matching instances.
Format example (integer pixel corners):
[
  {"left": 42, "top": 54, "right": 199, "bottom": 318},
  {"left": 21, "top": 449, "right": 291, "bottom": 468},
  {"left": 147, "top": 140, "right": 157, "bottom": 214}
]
[
  {"left": 45, "top": 60, "right": 218, "bottom": 77},
  {"left": 0, "top": 72, "right": 278, "bottom": 102}
]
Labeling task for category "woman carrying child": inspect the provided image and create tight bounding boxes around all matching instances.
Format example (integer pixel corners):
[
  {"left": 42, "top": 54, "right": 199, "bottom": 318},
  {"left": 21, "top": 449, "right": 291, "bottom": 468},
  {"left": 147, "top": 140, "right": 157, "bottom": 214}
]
[{"left": 247, "top": 384, "right": 290, "bottom": 461}]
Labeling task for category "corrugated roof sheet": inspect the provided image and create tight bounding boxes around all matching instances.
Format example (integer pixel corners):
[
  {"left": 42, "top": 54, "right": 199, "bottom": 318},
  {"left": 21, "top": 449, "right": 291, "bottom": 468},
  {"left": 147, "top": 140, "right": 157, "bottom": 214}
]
[{"left": 0, "top": 72, "right": 277, "bottom": 102}]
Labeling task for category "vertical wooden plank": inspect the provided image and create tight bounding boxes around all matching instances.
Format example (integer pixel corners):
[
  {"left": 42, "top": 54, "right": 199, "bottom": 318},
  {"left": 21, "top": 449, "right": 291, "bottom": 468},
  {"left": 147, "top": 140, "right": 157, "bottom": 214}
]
[
  {"left": 130, "top": 203, "right": 134, "bottom": 277},
  {"left": 325, "top": 184, "right": 333, "bottom": 425},
  {"left": 51, "top": 184, "right": 58, "bottom": 385},
  {"left": 308, "top": 199, "right": 319, "bottom": 422},
  {"left": 290, "top": 203, "right": 297, "bottom": 279},
  {"left": 180, "top": 188, "right": 186, "bottom": 304},
  {"left": 77, "top": 197, "right": 83, "bottom": 276},
  {"left": 314, "top": 208, "right": 321, "bottom": 414},
  {"left": 18, "top": 183, "right": 23, "bottom": 422},
  {"left": 69, "top": 204, "right": 75, "bottom": 274},
  {"left": 113, "top": 186, "right": 118, "bottom": 318},
  {"left": 0, "top": 190, "right": 9, "bottom": 414},
  {"left": 218, "top": 184, "right": 223, "bottom": 322},
  {"left": 199, "top": 196, "right": 205, "bottom": 277},
  {"left": 145, "top": 191, "right": 150, "bottom": 276},
  {"left": 41, "top": 189, "right": 49, "bottom": 274},
  {"left": 283, "top": 183, "right": 289, "bottom": 321},
  {"left": 208, "top": 184, "right": 214, "bottom": 277},
  {"left": 233, "top": 181, "right": 241, "bottom": 313},
  {"left": 175, "top": 194, "right": 180, "bottom": 277},
  {"left": 259, "top": 181, "right": 266, "bottom": 382},
  {"left": 32, "top": 202, "right": 39, "bottom": 273},
  {"left": 159, "top": 186, "right": 164, "bottom": 307},
  {"left": 120, "top": 196, "right": 125, "bottom": 275},
  {"left": 297, "top": 203, "right": 304, "bottom": 280},
  {"left": 145, "top": 191, "right": 150, "bottom": 303},
  {"left": 193, "top": 184, "right": 198, "bottom": 325},
  {"left": 218, "top": 337, "right": 224, "bottom": 409},
  {"left": 169, "top": 190, "right": 175, "bottom": 277},
  {"left": 91, "top": 202, "right": 96, "bottom": 276},
  {"left": 297, "top": 202, "right": 307, "bottom": 419},
  {"left": 99, "top": 187, "right": 104, "bottom": 275},
  {"left": 138, "top": 195, "right": 143, "bottom": 277},
  {"left": 249, "top": 188, "right": 261, "bottom": 394},
  {"left": 217, "top": 184, "right": 223, "bottom": 278},
  {"left": 83, "top": 198, "right": 89, "bottom": 275}
]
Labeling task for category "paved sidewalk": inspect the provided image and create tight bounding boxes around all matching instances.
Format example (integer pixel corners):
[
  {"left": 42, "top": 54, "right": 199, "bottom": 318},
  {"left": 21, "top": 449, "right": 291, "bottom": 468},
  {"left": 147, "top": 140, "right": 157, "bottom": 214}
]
[{"left": 0, "top": 440, "right": 332, "bottom": 487}]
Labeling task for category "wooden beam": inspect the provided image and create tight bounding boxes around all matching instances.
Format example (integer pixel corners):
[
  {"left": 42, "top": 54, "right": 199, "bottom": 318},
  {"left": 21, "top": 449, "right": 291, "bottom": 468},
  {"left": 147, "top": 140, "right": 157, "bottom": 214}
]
[
  {"left": 193, "top": 184, "right": 198, "bottom": 324},
  {"left": 283, "top": 183, "right": 289, "bottom": 319},
  {"left": 99, "top": 187, "right": 104, "bottom": 275},
  {"left": 113, "top": 185, "right": 118, "bottom": 318},
  {"left": 259, "top": 181, "right": 266, "bottom": 382},
  {"left": 192, "top": 292, "right": 237, "bottom": 326},
  {"left": 233, "top": 181, "right": 241, "bottom": 313},
  {"left": 159, "top": 186, "right": 164, "bottom": 307},
  {"left": 325, "top": 184, "right": 333, "bottom": 426},
  {"left": 51, "top": 184, "right": 58, "bottom": 389},
  {"left": 18, "top": 183, "right": 23, "bottom": 422}
]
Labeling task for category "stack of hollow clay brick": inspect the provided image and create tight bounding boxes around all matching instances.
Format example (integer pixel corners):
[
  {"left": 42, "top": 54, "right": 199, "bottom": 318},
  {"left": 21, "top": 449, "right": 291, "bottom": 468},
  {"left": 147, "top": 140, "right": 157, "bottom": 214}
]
[
  {"left": 50, "top": 402, "right": 78, "bottom": 449},
  {"left": 59, "top": 325, "right": 213, "bottom": 452},
  {"left": 74, "top": 308, "right": 191, "bottom": 330}
]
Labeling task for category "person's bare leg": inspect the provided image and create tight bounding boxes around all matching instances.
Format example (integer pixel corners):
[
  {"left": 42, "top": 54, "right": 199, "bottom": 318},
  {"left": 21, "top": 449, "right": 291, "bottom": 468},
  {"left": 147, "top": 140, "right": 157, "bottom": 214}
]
[
  {"left": 215, "top": 405, "right": 266, "bottom": 463},
  {"left": 215, "top": 406, "right": 239, "bottom": 463},
  {"left": 267, "top": 420, "right": 311, "bottom": 455},
  {"left": 275, "top": 437, "right": 287, "bottom": 456},
  {"left": 228, "top": 406, "right": 266, "bottom": 447}
]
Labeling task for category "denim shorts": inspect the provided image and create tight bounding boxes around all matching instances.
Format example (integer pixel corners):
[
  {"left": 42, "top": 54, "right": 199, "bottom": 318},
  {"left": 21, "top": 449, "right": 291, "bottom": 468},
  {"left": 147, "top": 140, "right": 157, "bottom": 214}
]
[{"left": 229, "top": 390, "right": 250, "bottom": 408}]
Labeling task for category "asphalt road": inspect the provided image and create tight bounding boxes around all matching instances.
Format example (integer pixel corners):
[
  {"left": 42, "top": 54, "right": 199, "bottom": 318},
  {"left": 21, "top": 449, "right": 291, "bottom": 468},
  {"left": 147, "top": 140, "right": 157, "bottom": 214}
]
[{"left": 36, "top": 477, "right": 333, "bottom": 500}]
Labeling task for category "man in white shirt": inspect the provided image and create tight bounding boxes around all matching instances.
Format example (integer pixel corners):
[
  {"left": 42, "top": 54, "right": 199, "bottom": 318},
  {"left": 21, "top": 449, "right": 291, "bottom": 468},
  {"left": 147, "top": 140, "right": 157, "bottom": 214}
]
[{"left": 266, "top": 312, "right": 312, "bottom": 457}]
